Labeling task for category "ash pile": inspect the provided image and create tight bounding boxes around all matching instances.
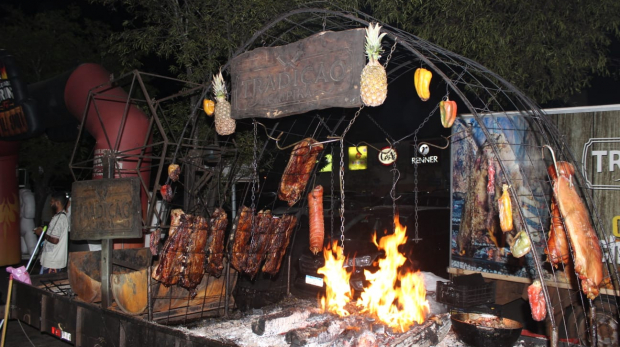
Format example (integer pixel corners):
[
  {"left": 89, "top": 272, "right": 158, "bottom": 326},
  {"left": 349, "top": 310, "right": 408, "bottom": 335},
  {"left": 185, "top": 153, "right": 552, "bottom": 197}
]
[{"left": 184, "top": 297, "right": 451, "bottom": 347}]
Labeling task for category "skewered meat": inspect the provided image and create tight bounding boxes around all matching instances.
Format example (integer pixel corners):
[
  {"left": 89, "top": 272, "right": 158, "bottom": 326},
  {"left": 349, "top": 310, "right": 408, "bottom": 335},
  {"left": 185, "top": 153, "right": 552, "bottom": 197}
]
[
  {"left": 168, "top": 209, "right": 185, "bottom": 236},
  {"left": 152, "top": 213, "right": 193, "bottom": 286},
  {"left": 498, "top": 184, "right": 513, "bottom": 232},
  {"left": 231, "top": 206, "right": 254, "bottom": 272},
  {"left": 180, "top": 215, "right": 209, "bottom": 290},
  {"left": 263, "top": 214, "right": 298, "bottom": 275},
  {"left": 308, "top": 185, "right": 324, "bottom": 255},
  {"left": 245, "top": 210, "right": 274, "bottom": 277},
  {"left": 168, "top": 163, "right": 181, "bottom": 182},
  {"left": 278, "top": 138, "right": 324, "bottom": 206},
  {"left": 151, "top": 209, "right": 184, "bottom": 280},
  {"left": 205, "top": 208, "right": 228, "bottom": 277},
  {"left": 544, "top": 199, "right": 570, "bottom": 267},
  {"left": 150, "top": 228, "right": 161, "bottom": 256},
  {"left": 528, "top": 280, "right": 546, "bottom": 321},
  {"left": 550, "top": 162, "right": 603, "bottom": 299},
  {"left": 161, "top": 184, "right": 174, "bottom": 202}
]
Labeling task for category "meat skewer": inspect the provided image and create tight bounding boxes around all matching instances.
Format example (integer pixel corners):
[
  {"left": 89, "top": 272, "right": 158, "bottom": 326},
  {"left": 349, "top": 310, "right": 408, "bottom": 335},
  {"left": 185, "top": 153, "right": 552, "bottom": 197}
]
[
  {"left": 549, "top": 162, "right": 603, "bottom": 299},
  {"left": 308, "top": 185, "right": 324, "bottom": 255},
  {"left": 278, "top": 138, "right": 324, "bottom": 206},
  {"left": 205, "top": 208, "right": 228, "bottom": 277},
  {"left": 544, "top": 198, "right": 570, "bottom": 267},
  {"left": 230, "top": 206, "right": 254, "bottom": 272}
]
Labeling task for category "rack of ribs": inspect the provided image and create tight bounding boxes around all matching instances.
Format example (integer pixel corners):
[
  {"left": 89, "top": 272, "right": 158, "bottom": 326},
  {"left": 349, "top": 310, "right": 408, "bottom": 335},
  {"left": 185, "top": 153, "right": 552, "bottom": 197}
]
[
  {"left": 262, "top": 214, "right": 298, "bottom": 275},
  {"left": 231, "top": 206, "right": 254, "bottom": 272},
  {"left": 152, "top": 211, "right": 193, "bottom": 286},
  {"left": 278, "top": 138, "right": 324, "bottom": 206},
  {"left": 180, "top": 215, "right": 209, "bottom": 291},
  {"left": 245, "top": 210, "right": 275, "bottom": 277},
  {"left": 205, "top": 208, "right": 228, "bottom": 277}
]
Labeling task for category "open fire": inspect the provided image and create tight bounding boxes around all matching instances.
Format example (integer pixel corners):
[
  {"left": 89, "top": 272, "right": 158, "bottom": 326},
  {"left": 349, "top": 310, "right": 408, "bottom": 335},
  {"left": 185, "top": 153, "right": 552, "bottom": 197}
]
[{"left": 318, "top": 213, "right": 430, "bottom": 332}]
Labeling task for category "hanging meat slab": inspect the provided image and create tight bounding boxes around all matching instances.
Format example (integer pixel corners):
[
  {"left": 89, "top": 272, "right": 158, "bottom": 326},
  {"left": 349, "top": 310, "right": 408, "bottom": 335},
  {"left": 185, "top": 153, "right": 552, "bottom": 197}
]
[
  {"left": 205, "top": 208, "right": 228, "bottom": 277},
  {"left": 150, "top": 228, "right": 161, "bottom": 256},
  {"left": 263, "top": 214, "right": 298, "bottom": 275},
  {"left": 231, "top": 206, "right": 254, "bottom": 272},
  {"left": 152, "top": 212, "right": 193, "bottom": 286},
  {"left": 544, "top": 198, "right": 570, "bottom": 267},
  {"left": 278, "top": 138, "right": 324, "bottom": 206},
  {"left": 550, "top": 162, "right": 603, "bottom": 299},
  {"left": 180, "top": 215, "right": 209, "bottom": 290},
  {"left": 245, "top": 210, "right": 275, "bottom": 277}
]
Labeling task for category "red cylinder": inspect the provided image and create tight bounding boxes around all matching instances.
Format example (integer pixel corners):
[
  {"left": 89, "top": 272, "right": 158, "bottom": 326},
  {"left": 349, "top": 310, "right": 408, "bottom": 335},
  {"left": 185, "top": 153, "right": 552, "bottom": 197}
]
[
  {"left": 64, "top": 64, "right": 151, "bottom": 249},
  {"left": 0, "top": 140, "right": 21, "bottom": 265}
]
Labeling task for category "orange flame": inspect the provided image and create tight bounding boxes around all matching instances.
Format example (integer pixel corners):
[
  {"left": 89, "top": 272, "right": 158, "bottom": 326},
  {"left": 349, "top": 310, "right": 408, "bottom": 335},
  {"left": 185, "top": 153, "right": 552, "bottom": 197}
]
[
  {"left": 317, "top": 242, "right": 352, "bottom": 316},
  {"left": 319, "top": 214, "right": 429, "bottom": 332}
]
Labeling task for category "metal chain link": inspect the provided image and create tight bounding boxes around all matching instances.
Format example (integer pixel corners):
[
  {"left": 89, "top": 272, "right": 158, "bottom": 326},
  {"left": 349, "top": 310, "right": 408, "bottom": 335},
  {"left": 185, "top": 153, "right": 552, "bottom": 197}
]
[
  {"left": 383, "top": 39, "right": 398, "bottom": 69},
  {"left": 411, "top": 107, "right": 437, "bottom": 243},
  {"left": 250, "top": 120, "right": 259, "bottom": 248},
  {"left": 339, "top": 105, "right": 364, "bottom": 252},
  {"left": 330, "top": 146, "right": 335, "bottom": 245}
]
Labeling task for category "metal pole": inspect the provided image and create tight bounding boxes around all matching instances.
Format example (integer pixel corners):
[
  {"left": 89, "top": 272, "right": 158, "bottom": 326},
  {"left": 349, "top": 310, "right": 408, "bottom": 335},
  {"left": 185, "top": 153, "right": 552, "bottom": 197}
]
[
  {"left": 26, "top": 226, "right": 47, "bottom": 272},
  {"left": 0, "top": 275, "right": 14, "bottom": 347},
  {"left": 101, "top": 154, "right": 114, "bottom": 309},
  {"left": 224, "top": 260, "right": 230, "bottom": 317},
  {"left": 590, "top": 300, "right": 597, "bottom": 347}
]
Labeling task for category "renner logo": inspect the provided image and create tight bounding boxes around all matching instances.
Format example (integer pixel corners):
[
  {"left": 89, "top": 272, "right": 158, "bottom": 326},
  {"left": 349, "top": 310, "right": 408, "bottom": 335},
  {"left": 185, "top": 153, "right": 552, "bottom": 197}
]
[
  {"left": 412, "top": 143, "right": 438, "bottom": 164},
  {"left": 582, "top": 138, "right": 620, "bottom": 190}
]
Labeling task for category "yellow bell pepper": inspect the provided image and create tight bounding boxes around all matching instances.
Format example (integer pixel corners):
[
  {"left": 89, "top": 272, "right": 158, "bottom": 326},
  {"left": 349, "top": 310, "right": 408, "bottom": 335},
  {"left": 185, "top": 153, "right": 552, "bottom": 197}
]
[{"left": 414, "top": 68, "right": 432, "bottom": 101}]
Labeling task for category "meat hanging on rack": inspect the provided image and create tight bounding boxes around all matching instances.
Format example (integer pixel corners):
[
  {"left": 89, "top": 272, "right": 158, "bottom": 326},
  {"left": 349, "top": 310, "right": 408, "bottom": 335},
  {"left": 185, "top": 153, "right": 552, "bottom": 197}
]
[
  {"left": 527, "top": 280, "right": 547, "bottom": 321},
  {"left": 180, "top": 215, "right": 209, "bottom": 291},
  {"left": 262, "top": 214, "right": 298, "bottom": 275},
  {"left": 150, "top": 228, "right": 161, "bottom": 256},
  {"left": 205, "top": 208, "right": 228, "bottom": 277},
  {"left": 245, "top": 210, "right": 274, "bottom": 277},
  {"left": 308, "top": 185, "right": 324, "bottom": 255},
  {"left": 278, "top": 138, "right": 324, "bottom": 206},
  {"left": 549, "top": 162, "right": 603, "bottom": 299},
  {"left": 230, "top": 206, "right": 254, "bottom": 272},
  {"left": 152, "top": 211, "right": 193, "bottom": 286},
  {"left": 544, "top": 199, "right": 570, "bottom": 267}
]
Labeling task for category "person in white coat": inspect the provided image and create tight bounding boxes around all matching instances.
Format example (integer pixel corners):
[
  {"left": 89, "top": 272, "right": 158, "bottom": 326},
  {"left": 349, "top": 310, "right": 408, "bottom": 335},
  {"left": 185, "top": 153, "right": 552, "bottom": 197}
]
[{"left": 34, "top": 191, "right": 70, "bottom": 273}]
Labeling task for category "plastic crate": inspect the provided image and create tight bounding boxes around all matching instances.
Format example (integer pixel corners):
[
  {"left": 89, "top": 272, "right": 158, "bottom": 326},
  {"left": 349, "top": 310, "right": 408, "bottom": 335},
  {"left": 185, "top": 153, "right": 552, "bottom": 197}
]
[{"left": 436, "top": 281, "right": 496, "bottom": 308}]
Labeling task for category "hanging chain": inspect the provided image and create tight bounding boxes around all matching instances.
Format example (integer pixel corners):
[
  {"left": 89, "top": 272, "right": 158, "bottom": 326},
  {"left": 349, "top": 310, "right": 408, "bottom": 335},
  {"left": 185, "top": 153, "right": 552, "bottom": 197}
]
[
  {"left": 251, "top": 120, "right": 258, "bottom": 211},
  {"left": 383, "top": 38, "right": 398, "bottom": 69},
  {"left": 250, "top": 120, "right": 259, "bottom": 248},
  {"left": 339, "top": 105, "right": 364, "bottom": 252},
  {"left": 390, "top": 161, "right": 401, "bottom": 230},
  {"left": 330, "top": 146, "right": 335, "bottom": 245}
]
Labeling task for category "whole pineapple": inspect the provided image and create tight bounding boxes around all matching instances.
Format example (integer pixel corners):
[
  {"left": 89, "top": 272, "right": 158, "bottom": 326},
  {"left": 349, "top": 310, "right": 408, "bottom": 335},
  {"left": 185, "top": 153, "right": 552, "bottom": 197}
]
[
  {"left": 212, "top": 70, "right": 235, "bottom": 135},
  {"left": 360, "top": 23, "right": 388, "bottom": 107}
]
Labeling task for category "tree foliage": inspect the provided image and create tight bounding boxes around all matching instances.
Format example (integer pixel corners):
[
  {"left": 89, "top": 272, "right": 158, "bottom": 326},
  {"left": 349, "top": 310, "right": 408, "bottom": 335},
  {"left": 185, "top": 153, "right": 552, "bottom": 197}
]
[{"left": 367, "top": 0, "right": 620, "bottom": 104}]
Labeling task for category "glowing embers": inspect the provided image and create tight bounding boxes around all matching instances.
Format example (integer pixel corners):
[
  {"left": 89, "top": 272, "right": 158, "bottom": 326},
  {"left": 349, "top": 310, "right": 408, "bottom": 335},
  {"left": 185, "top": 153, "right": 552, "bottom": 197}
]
[{"left": 318, "top": 214, "right": 430, "bottom": 332}]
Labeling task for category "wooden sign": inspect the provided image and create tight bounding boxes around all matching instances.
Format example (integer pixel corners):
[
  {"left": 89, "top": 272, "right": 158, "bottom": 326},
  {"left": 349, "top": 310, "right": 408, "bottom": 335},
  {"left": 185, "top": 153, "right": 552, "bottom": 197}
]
[
  {"left": 230, "top": 28, "right": 365, "bottom": 119},
  {"left": 71, "top": 178, "right": 142, "bottom": 240}
]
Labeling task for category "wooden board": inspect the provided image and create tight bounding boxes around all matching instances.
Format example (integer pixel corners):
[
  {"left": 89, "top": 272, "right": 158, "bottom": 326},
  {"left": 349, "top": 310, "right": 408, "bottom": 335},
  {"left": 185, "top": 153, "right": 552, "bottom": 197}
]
[
  {"left": 71, "top": 178, "right": 142, "bottom": 240},
  {"left": 230, "top": 28, "right": 365, "bottom": 119},
  {"left": 111, "top": 268, "right": 148, "bottom": 315}
]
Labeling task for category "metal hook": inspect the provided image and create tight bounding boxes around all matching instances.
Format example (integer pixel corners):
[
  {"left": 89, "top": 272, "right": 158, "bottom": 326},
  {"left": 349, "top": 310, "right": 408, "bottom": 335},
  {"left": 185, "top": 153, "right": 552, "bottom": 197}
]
[
  {"left": 355, "top": 141, "right": 382, "bottom": 155},
  {"left": 418, "top": 135, "right": 451, "bottom": 150},
  {"left": 390, "top": 168, "right": 401, "bottom": 201},
  {"left": 542, "top": 145, "right": 560, "bottom": 178}
]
